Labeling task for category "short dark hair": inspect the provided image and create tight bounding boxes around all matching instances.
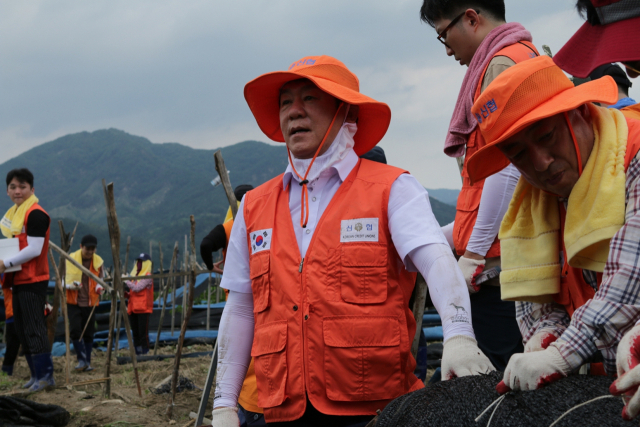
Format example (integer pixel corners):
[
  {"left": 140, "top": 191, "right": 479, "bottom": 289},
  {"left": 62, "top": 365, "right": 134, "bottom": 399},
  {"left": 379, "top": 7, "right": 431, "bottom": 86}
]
[
  {"left": 576, "top": 0, "right": 599, "bottom": 24},
  {"left": 420, "top": 0, "right": 506, "bottom": 28},
  {"left": 6, "top": 168, "right": 34, "bottom": 188}
]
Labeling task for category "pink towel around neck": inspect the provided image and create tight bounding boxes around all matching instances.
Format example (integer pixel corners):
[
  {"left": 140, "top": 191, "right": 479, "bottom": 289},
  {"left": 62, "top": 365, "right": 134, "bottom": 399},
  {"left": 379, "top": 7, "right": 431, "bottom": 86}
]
[{"left": 444, "top": 22, "right": 533, "bottom": 158}]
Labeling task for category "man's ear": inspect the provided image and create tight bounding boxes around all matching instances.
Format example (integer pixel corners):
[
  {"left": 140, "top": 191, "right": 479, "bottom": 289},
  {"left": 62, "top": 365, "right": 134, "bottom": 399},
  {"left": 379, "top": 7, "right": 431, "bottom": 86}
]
[{"left": 346, "top": 105, "right": 359, "bottom": 123}]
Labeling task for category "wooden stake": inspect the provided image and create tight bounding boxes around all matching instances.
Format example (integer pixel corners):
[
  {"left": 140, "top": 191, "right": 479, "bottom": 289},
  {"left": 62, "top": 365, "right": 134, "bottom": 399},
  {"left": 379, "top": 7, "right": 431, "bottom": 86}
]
[
  {"left": 104, "top": 284, "right": 117, "bottom": 398},
  {"left": 48, "top": 247, "right": 71, "bottom": 385},
  {"left": 411, "top": 274, "right": 428, "bottom": 361},
  {"left": 153, "top": 242, "right": 177, "bottom": 355},
  {"left": 206, "top": 273, "right": 211, "bottom": 331},
  {"left": 79, "top": 304, "right": 98, "bottom": 341},
  {"left": 124, "top": 236, "right": 131, "bottom": 276},
  {"left": 102, "top": 180, "right": 142, "bottom": 397},
  {"left": 214, "top": 150, "right": 238, "bottom": 219},
  {"left": 167, "top": 216, "right": 197, "bottom": 419}
]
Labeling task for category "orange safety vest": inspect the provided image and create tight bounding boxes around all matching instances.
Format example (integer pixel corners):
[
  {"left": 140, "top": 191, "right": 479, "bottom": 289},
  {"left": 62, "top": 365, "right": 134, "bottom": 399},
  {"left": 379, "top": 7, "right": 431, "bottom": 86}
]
[
  {"left": 553, "top": 115, "right": 640, "bottom": 316},
  {"left": 2, "top": 279, "right": 12, "bottom": 320},
  {"left": 243, "top": 159, "right": 420, "bottom": 422},
  {"left": 127, "top": 271, "right": 154, "bottom": 315},
  {"left": 66, "top": 262, "right": 102, "bottom": 307},
  {"left": 454, "top": 41, "right": 539, "bottom": 257},
  {"left": 11, "top": 204, "right": 50, "bottom": 285}
]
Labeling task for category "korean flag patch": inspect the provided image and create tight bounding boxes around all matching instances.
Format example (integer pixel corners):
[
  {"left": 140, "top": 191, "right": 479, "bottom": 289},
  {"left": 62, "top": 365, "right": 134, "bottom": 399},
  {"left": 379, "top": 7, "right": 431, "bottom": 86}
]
[{"left": 250, "top": 228, "right": 272, "bottom": 254}]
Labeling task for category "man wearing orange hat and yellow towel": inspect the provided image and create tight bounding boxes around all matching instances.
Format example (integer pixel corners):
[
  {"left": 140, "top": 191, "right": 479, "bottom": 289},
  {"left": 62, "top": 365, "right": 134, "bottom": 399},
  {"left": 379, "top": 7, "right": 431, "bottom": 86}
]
[
  {"left": 210, "top": 55, "right": 494, "bottom": 426},
  {"left": 463, "top": 54, "right": 640, "bottom": 420}
]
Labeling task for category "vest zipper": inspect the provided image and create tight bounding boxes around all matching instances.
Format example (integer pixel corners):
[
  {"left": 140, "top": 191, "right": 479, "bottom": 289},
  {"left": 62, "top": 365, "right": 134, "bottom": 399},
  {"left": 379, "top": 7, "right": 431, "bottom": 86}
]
[{"left": 299, "top": 258, "right": 304, "bottom": 273}]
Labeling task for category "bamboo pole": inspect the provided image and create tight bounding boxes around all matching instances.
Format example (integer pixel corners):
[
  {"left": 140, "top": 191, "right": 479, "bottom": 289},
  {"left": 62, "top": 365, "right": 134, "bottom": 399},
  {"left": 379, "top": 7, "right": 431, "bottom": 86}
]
[
  {"left": 102, "top": 269, "right": 211, "bottom": 282},
  {"left": 102, "top": 180, "right": 142, "bottom": 397},
  {"left": 154, "top": 242, "right": 178, "bottom": 354},
  {"left": 124, "top": 236, "right": 131, "bottom": 276},
  {"left": 48, "top": 247, "right": 70, "bottom": 385},
  {"left": 214, "top": 150, "right": 238, "bottom": 219},
  {"left": 167, "top": 216, "right": 197, "bottom": 419}
]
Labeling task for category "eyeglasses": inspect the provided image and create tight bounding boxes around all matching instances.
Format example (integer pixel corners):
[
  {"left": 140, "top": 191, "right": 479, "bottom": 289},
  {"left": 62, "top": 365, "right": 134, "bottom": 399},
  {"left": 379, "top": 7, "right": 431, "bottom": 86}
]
[{"left": 437, "top": 10, "right": 479, "bottom": 45}]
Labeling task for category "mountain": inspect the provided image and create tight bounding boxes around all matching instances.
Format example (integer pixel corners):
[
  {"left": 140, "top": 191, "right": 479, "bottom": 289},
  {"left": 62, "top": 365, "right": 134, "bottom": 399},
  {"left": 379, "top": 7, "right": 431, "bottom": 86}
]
[
  {"left": 0, "top": 129, "right": 456, "bottom": 268},
  {"left": 425, "top": 188, "right": 460, "bottom": 207}
]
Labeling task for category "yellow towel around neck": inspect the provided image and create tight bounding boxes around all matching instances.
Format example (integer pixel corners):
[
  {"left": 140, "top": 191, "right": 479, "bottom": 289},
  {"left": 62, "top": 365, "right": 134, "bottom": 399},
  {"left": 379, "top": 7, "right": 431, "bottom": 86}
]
[
  {"left": 0, "top": 194, "right": 39, "bottom": 238},
  {"left": 499, "top": 105, "right": 628, "bottom": 302},
  {"left": 65, "top": 249, "right": 104, "bottom": 284},
  {"left": 130, "top": 260, "right": 152, "bottom": 278}
]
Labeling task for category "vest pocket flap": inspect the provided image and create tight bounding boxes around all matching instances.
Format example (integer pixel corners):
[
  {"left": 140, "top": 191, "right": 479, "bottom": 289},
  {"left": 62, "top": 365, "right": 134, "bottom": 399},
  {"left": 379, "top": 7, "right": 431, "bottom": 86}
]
[
  {"left": 251, "top": 320, "right": 287, "bottom": 357},
  {"left": 457, "top": 185, "right": 483, "bottom": 212},
  {"left": 323, "top": 316, "right": 400, "bottom": 348},
  {"left": 250, "top": 251, "right": 269, "bottom": 279},
  {"left": 341, "top": 244, "right": 387, "bottom": 268}
]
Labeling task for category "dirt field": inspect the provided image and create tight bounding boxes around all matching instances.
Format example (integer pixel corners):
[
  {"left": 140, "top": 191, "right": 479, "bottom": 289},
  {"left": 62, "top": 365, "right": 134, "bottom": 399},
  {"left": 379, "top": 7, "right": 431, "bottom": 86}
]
[{"left": 0, "top": 344, "right": 215, "bottom": 427}]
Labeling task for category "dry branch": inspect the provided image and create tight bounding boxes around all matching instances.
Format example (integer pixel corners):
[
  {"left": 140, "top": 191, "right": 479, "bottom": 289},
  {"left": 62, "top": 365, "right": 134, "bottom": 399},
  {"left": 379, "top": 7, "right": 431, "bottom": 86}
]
[{"left": 214, "top": 150, "right": 238, "bottom": 219}]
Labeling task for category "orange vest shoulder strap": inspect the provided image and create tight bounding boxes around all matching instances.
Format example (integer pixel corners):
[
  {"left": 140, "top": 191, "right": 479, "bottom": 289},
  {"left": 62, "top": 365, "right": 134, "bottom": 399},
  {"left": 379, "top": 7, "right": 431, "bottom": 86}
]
[
  {"left": 621, "top": 103, "right": 640, "bottom": 121},
  {"left": 624, "top": 117, "right": 640, "bottom": 169},
  {"left": 356, "top": 159, "right": 408, "bottom": 184},
  {"left": 223, "top": 220, "right": 233, "bottom": 244}
]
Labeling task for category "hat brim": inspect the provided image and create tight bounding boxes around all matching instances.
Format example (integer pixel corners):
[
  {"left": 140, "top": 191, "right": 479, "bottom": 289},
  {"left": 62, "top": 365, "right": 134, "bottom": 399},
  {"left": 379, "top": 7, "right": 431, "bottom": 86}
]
[
  {"left": 466, "top": 77, "right": 619, "bottom": 183},
  {"left": 553, "top": 16, "right": 640, "bottom": 78},
  {"left": 244, "top": 71, "right": 391, "bottom": 156}
]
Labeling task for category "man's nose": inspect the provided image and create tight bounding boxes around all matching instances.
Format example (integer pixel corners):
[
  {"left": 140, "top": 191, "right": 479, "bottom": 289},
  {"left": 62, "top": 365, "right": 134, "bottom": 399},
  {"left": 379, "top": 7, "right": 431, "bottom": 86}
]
[
  {"left": 531, "top": 146, "right": 553, "bottom": 172},
  {"left": 288, "top": 97, "right": 305, "bottom": 119},
  {"left": 445, "top": 45, "right": 454, "bottom": 57}
]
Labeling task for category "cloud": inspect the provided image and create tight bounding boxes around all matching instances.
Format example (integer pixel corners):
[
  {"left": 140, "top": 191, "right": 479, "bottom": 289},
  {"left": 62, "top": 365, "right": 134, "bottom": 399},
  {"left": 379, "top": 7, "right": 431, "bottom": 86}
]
[{"left": 2, "top": 0, "right": 630, "bottom": 189}]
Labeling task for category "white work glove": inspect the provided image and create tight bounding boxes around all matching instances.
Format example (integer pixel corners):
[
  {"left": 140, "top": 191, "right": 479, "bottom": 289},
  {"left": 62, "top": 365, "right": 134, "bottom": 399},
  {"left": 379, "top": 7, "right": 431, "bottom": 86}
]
[
  {"left": 65, "top": 281, "right": 82, "bottom": 290},
  {"left": 441, "top": 335, "right": 495, "bottom": 380},
  {"left": 610, "top": 324, "right": 640, "bottom": 421},
  {"left": 497, "top": 345, "right": 570, "bottom": 394},
  {"left": 457, "top": 256, "right": 485, "bottom": 293},
  {"left": 95, "top": 284, "right": 105, "bottom": 296},
  {"left": 524, "top": 331, "right": 559, "bottom": 353},
  {"left": 210, "top": 407, "right": 240, "bottom": 427}
]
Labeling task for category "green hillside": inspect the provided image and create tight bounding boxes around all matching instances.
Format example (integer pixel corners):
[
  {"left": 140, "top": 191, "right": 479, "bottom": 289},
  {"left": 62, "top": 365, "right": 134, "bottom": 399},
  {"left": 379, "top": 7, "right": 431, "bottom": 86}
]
[{"left": 0, "top": 129, "right": 456, "bottom": 269}]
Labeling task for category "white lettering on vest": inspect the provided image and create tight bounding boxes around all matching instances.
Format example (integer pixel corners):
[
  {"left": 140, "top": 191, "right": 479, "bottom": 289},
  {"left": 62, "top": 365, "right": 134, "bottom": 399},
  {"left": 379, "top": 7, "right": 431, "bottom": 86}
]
[
  {"left": 250, "top": 228, "right": 272, "bottom": 254},
  {"left": 340, "top": 218, "right": 379, "bottom": 242}
]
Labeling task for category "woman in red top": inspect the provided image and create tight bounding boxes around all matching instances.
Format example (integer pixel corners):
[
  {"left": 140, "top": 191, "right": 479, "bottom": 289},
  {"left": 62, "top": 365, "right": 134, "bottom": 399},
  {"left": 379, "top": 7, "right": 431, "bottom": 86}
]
[{"left": 125, "top": 253, "right": 154, "bottom": 355}]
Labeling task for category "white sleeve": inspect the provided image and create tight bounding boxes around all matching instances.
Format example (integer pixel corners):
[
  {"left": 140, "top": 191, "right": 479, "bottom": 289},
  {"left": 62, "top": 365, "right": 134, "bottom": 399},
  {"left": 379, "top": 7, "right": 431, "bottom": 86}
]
[
  {"left": 388, "top": 174, "right": 449, "bottom": 266},
  {"left": 466, "top": 164, "right": 520, "bottom": 256},
  {"left": 440, "top": 221, "right": 455, "bottom": 250},
  {"left": 3, "top": 236, "right": 45, "bottom": 268},
  {"left": 213, "top": 290, "right": 255, "bottom": 408},
  {"left": 408, "top": 243, "right": 475, "bottom": 342},
  {"left": 219, "top": 199, "right": 252, "bottom": 294}
]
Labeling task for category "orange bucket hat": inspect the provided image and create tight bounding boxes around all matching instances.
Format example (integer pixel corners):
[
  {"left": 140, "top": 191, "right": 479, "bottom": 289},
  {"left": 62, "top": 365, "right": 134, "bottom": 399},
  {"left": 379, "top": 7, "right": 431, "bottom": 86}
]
[
  {"left": 243, "top": 55, "right": 391, "bottom": 156},
  {"left": 465, "top": 55, "right": 619, "bottom": 184}
]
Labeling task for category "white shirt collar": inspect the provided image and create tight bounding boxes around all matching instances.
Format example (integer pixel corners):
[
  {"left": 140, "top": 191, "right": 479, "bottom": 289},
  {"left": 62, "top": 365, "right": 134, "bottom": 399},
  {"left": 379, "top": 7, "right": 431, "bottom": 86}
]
[{"left": 283, "top": 148, "right": 359, "bottom": 190}]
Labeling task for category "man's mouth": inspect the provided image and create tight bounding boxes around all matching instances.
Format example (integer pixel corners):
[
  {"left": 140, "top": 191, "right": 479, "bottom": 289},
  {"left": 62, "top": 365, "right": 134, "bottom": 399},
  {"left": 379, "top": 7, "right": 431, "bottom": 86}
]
[
  {"left": 546, "top": 171, "right": 564, "bottom": 187},
  {"left": 290, "top": 127, "right": 310, "bottom": 136}
]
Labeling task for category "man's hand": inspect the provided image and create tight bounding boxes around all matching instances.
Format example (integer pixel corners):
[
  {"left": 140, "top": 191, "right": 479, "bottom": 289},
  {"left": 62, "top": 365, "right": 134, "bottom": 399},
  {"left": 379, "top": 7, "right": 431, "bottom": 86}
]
[
  {"left": 497, "top": 346, "right": 570, "bottom": 394},
  {"left": 212, "top": 260, "right": 224, "bottom": 274},
  {"left": 458, "top": 252, "right": 485, "bottom": 293},
  {"left": 210, "top": 407, "right": 240, "bottom": 427},
  {"left": 524, "top": 331, "right": 559, "bottom": 353},
  {"left": 65, "top": 281, "right": 81, "bottom": 290},
  {"left": 95, "top": 284, "right": 105, "bottom": 296},
  {"left": 610, "top": 324, "right": 640, "bottom": 420},
  {"left": 0, "top": 260, "right": 6, "bottom": 274},
  {"left": 441, "top": 335, "right": 495, "bottom": 380}
]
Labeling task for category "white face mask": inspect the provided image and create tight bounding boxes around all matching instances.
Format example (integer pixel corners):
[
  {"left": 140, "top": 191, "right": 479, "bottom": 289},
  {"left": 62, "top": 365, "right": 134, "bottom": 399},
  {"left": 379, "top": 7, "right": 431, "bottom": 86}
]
[{"left": 289, "top": 121, "right": 357, "bottom": 184}]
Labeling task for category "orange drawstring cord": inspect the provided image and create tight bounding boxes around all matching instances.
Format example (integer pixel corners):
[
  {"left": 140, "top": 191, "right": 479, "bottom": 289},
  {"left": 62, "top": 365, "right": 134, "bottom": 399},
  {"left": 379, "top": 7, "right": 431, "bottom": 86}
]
[
  {"left": 286, "top": 102, "right": 344, "bottom": 228},
  {"left": 564, "top": 112, "right": 583, "bottom": 177}
]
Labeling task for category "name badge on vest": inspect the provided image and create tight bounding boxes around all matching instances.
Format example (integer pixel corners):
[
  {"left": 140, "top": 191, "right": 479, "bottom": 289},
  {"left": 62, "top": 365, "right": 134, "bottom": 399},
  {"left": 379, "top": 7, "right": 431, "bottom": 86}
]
[
  {"left": 340, "top": 218, "right": 379, "bottom": 242},
  {"left": 250, "top": 229, "right": 272, "bottom": 254}
]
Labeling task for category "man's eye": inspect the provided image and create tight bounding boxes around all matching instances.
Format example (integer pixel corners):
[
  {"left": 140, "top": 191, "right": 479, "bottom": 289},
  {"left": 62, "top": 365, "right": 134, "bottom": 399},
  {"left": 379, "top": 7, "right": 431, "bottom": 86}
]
[{"left": 280, "top": 99, "right": 291, "bottom": 107}]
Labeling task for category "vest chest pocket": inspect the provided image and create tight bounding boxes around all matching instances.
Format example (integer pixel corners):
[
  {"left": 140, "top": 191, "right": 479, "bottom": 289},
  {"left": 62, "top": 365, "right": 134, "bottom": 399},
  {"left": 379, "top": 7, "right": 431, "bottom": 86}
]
[
  {"left": 251, "top": 320, "right": 287, "bottom": 408},
  {"left": 250, "top": 251, "right": 270, "bottom": 313},
  {"left": 323, "top": 316, "right": 402, "bottom": 401},
  {"left": 341, "top": 243, "right": 387, "bottom": 304}
]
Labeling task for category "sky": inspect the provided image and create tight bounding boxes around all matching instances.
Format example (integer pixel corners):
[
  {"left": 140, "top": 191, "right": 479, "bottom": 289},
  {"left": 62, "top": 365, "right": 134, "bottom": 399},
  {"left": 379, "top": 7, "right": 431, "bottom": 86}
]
[{"left": 1, "top": 0, "right": 637, "bottom": 190}]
